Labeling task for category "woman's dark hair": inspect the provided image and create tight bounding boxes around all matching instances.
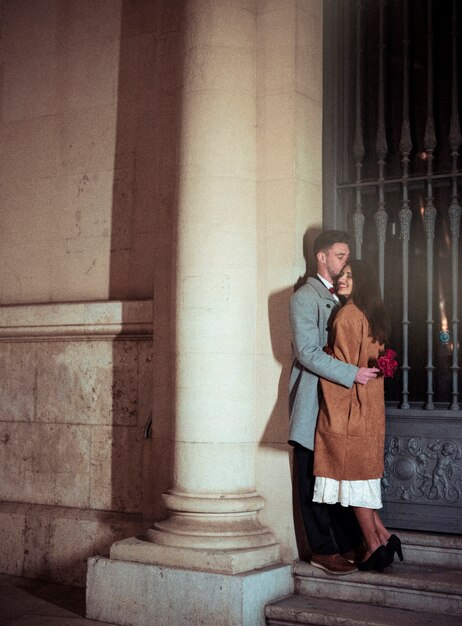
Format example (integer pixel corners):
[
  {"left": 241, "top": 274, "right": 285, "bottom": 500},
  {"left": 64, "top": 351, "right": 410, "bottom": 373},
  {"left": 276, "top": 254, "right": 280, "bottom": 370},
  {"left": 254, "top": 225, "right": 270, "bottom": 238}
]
[{"left": 347, "top": 259, "right": 389, "bottom": 344}]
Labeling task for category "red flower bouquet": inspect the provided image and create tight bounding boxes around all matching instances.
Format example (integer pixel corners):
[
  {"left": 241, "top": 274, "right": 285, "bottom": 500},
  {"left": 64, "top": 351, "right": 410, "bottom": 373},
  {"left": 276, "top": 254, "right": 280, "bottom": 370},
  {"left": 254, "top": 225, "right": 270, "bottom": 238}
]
[{"left": 376, "top": 349, "right": 398, "bottom": 378}]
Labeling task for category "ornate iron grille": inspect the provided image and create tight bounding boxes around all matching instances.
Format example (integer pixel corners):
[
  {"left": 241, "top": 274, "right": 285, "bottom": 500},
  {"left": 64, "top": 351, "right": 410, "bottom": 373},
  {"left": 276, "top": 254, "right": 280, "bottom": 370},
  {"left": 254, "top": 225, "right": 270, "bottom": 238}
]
[{"left": 324, "top": 0, "right": 461, "bottom": 410}]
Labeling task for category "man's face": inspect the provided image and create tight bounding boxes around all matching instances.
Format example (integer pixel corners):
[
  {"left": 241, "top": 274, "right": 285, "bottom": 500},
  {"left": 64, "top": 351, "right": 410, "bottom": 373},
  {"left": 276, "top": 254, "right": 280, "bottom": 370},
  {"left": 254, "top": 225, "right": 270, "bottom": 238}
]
[{"left": 318, "top": 243, "right": 350, "bottom": 281}]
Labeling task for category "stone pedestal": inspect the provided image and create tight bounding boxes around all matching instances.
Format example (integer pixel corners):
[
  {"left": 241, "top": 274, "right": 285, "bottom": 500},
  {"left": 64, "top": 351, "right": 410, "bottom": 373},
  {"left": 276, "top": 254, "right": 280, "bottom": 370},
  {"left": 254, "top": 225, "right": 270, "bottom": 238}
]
[{"left": 87, "top": 556, "right": 293, "bottom": 626}]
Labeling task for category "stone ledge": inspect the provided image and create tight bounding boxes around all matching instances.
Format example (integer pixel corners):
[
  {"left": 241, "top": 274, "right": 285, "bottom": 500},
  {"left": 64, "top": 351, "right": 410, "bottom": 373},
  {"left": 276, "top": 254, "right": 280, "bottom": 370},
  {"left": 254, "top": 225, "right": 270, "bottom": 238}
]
[
  {"left": 0, "top": 300, "right": 153, "bottom": 341},
  {"left": 110, "top": 535, "right": 281, "bottom": 575},
  {"left": 0, "top": 501, "right": 144, "bottom": 524}
]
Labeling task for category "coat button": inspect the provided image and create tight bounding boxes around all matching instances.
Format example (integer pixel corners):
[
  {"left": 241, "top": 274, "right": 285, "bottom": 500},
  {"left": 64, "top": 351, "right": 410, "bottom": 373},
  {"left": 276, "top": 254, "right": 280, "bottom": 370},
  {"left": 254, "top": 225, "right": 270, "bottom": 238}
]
[
  {"left": 326, "top": 304, "right": 331, "bottom": 309},
  {"left": 326, "top": 327, "right": 330, "bottom": 332}
]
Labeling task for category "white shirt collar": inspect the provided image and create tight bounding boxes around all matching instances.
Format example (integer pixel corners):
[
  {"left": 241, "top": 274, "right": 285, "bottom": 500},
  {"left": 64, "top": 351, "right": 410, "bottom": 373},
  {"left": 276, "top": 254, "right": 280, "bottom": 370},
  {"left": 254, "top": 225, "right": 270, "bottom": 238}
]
[
  {"left": 317, "top": 274, "right": 339, "bottom": 302},
  {"left": 317, "top": 274, "right": 333, "bottom": 290}
]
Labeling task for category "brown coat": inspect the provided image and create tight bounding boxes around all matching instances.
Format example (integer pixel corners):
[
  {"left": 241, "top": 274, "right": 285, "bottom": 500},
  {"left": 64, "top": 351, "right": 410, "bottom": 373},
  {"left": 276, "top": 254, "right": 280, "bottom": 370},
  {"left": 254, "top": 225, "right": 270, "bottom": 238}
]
[{"left": 313, "top": 301, "right": 385, "bottom": 481}]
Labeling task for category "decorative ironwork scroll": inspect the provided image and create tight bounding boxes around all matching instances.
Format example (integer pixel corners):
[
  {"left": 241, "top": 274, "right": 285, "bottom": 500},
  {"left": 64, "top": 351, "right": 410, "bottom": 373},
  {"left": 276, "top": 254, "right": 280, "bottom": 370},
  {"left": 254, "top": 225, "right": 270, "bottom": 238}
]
[{"left": 353, "top": 0, "right": 364, "bottom": 259}]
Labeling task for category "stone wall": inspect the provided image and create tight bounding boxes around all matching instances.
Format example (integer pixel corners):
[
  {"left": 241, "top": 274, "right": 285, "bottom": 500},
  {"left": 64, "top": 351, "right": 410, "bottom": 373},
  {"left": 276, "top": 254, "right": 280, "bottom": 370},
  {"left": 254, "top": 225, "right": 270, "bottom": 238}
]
[
  {"left": 0, "top": 0, "right": 168, "bottom": 304},
  {"left": 0, "top": 300, "right": 164, "bottom": 585},
  {"left": 0, "top": 0, "right": 325, "bottom": 585},
  {"left": 0, "top": 0, "right": 177, "bottom": 586}
]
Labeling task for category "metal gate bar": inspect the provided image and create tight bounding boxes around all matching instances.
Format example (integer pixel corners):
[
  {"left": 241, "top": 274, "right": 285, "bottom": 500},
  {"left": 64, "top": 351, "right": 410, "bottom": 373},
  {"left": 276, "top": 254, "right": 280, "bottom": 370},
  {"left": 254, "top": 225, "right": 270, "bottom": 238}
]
[
  {"left": 449, "top": 0, "right": 461, "bottom": 410},
  {"left": 399, "top": 0, "right": 412, "bottom": 410},
  {"left": 423, "top": 0, "right": 436, "bottom": 410},
  {"left": 375, "top": 0, "right": 388, "bottom": 297},
  {"left": 353, "top": 0, "right": 365, "bottom": 260}
]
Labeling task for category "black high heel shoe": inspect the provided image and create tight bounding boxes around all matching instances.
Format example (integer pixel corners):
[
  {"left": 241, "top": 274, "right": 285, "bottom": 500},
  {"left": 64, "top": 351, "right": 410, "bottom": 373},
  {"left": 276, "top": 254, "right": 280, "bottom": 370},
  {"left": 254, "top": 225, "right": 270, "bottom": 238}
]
[
  {"left": 385, "top": 534, "right": 403, "bottom": 565},
  {"left": 358, "top": 545, "right": 389, "bottom": 572}
]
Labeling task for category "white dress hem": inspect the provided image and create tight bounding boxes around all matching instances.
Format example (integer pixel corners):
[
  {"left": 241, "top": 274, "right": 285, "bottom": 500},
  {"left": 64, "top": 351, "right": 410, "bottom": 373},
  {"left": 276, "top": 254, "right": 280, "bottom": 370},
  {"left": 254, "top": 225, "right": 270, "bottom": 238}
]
[{"left": 313, "top": 476, "right": 382, "bottom": 509}]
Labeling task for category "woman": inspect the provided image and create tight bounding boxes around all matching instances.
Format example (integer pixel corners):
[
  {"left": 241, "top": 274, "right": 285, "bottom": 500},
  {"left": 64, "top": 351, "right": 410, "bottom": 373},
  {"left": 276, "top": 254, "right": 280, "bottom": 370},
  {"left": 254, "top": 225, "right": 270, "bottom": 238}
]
[{"left": 312, "top": 260, "right": 403, "bottom": 572}]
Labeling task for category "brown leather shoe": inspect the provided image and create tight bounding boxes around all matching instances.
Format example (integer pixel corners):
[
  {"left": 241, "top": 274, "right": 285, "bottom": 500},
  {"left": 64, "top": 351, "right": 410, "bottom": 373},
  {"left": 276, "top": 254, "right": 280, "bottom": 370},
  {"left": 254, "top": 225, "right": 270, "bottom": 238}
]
[{"left": 310, "top": 553, "right": 358, "bottom": 575}]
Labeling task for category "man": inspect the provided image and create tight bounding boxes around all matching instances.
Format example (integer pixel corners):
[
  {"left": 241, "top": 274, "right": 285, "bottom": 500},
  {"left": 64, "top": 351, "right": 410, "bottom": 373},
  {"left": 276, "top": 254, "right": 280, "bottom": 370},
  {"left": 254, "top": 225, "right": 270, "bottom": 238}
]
[{"left": 289, "top": 230, "right": 379, "bottom": 575}]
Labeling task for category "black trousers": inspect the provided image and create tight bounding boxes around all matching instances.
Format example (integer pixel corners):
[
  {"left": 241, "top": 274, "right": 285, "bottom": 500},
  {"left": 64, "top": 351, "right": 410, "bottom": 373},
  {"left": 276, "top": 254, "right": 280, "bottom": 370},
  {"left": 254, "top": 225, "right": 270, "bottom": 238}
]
[{"left": 294, "top": 443, "right": 363, "bottom": 555}]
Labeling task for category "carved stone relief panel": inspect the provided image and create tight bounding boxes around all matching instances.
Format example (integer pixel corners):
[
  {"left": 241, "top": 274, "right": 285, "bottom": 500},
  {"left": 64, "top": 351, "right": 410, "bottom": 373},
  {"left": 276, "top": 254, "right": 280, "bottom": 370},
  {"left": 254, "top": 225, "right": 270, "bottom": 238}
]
[{"left": 383, "top": 435, "right": 462, "bottom": 504}]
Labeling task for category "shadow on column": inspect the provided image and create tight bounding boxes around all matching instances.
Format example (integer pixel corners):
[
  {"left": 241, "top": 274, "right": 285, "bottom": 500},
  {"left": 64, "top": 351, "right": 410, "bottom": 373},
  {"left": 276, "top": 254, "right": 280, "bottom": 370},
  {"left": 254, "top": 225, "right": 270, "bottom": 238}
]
[
  {"left": 108, "top": 1, "right": 183, "bottom": 540},
  {"left": 260, "top": 226, "right": 321, "bottom": 560}
]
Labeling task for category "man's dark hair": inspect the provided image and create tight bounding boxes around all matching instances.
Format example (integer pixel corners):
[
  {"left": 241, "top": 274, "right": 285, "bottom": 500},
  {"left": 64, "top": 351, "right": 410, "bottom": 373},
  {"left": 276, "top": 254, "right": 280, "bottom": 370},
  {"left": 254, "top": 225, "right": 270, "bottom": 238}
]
[{"left": 313, "top": 230, "right": 350, "bottom": 257}]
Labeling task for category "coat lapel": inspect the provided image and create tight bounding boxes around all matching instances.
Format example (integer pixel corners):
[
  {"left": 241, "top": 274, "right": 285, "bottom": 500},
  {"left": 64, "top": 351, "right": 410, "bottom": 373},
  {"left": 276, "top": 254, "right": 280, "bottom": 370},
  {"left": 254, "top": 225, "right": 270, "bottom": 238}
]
[{"left": 306, "top": 276, "right": 337, "bottom": 302}]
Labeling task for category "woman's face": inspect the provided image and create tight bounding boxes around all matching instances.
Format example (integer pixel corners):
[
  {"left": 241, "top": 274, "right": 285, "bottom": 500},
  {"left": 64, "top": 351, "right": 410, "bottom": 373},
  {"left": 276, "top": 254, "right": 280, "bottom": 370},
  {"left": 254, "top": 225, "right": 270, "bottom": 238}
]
[{"left": 336, "top": 264, "right": 353, "bottom": 297}]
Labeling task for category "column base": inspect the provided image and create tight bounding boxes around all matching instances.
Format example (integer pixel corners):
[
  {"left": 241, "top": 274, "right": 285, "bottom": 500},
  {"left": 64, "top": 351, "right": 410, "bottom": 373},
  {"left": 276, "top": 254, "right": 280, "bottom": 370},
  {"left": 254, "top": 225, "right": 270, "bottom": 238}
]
[
  {"left": 110, "top": 534, "right": 281, "bottom": 574},
  {"left": 86, "top": 554, "right": 293, "bottom": 626}
]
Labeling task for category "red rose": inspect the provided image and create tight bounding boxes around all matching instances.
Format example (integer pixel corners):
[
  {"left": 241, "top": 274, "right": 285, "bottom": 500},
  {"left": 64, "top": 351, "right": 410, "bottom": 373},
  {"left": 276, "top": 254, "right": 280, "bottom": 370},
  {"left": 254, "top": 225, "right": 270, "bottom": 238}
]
[{"left": 376, "top": 348, "right": 398, "bottom": 378}]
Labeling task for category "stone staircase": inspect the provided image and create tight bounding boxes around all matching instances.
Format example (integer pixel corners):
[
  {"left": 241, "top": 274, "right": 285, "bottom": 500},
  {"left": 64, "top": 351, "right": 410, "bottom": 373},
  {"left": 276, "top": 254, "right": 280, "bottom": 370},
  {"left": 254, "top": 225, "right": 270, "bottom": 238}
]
[{"left": 266, "top": 531, "right": 462, "bottom": 625}]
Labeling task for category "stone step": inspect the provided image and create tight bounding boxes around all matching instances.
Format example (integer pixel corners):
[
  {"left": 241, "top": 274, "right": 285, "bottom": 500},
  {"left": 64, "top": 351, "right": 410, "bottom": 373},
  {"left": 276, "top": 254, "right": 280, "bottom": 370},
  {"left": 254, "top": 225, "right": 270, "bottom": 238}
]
[
  {"left": 293, "top": 561, "right": 462, "bottom": 616},
  {"left": 266, "top": 532, "right": 462, "bottom": 625},
  {"left": 397, "top": 530, "right": 462, "bottom": 568},
  {"left": 266, "top": 594, "right": 462, "bottom": 625}
]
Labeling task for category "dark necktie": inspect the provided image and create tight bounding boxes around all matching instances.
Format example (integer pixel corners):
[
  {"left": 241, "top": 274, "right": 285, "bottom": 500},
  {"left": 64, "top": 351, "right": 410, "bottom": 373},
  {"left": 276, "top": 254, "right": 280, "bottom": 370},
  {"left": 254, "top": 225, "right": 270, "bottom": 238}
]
[{"left": 328, "top": 287, "right": 336, "bottom": 294}]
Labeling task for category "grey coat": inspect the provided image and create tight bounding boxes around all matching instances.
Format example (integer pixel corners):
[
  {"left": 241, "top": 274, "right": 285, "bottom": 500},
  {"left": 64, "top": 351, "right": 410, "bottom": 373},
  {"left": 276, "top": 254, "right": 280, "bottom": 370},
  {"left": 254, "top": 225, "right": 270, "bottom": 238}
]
[{"left": 288, "top": 277, "right": 358, "bottom": 450}]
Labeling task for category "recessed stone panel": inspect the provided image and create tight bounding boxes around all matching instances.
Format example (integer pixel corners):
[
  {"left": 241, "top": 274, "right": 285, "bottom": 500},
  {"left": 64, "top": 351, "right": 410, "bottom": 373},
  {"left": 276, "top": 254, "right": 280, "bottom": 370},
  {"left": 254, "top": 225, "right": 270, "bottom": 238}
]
[
  {"left": 0, "top": 502, "right": 145, "bottom": 586},
  {"left": 36, "top": 342, "right": 114, "bottom": 425},
  {"left": 2, "top": 52, "right": 59, "bottom": 122},
  {"left": 57, "top": 36, "right": 119, "bottom": 112},
  {"left": 136, "top": 340, "right": 154, "bottom": 428},
  {"left": 50, "top": 516, "right": 143, "bottom": 586},
  {"left": 0, "top": 423, "right": 91, "bottom": 508},
  {"left": 0, "top": 116, "right": 61, "bottom": 184},
  {"left": 90, "top": 425, "right": 143, "bottom": 513},
  {"left": 112, "top": 341, "right": 138, "bottom": 426},
  {"left": 0, "top": 508, "right": 26, "bottom": 576},
  {"left": 0, "top": 343, "right": 36, "bottom": 422}
]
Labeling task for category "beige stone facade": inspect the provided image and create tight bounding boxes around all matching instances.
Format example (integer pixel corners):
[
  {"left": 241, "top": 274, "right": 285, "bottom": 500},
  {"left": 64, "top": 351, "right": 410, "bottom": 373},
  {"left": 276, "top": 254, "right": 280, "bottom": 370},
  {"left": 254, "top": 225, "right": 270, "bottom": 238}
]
[
  {"left": 0, "top": 301, "right": 157, "bottom": 585},
  {"left": 0, "top": 0, "right": 323, "bottom": 592}
]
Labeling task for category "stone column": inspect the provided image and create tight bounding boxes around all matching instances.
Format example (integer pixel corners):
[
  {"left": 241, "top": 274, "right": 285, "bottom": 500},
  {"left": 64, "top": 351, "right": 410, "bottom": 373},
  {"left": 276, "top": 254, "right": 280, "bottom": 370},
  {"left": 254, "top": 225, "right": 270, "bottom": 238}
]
[
  {"left": 111, "top": 0, "right": 280, "bottom": 575},
  {"left": 87, "top": 3, "right": 295, "bottom": 623}
]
